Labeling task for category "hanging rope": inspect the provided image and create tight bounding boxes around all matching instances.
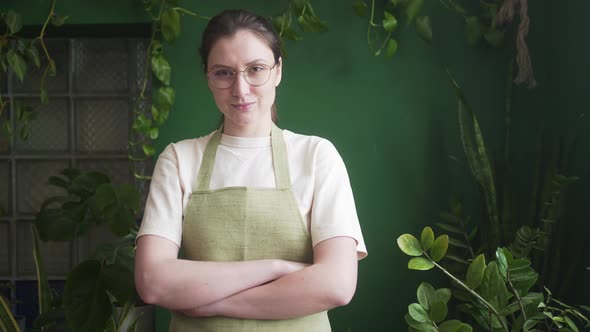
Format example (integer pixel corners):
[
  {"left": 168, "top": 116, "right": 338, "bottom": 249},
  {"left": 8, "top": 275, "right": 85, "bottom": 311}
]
[{"left": 497, "top": 0, "right": 536, "bottom": 88}]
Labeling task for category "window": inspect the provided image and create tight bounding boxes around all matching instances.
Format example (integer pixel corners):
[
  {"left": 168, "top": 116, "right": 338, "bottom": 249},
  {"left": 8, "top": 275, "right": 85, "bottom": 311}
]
[{"left": 0, "top": 36, "right": 152, "bottom": 323}]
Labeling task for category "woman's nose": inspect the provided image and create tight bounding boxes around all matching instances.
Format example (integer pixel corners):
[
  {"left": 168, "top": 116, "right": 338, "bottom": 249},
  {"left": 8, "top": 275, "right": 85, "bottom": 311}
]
[{"left": 232, "top": 72, "right": 251, "bottom": 97}]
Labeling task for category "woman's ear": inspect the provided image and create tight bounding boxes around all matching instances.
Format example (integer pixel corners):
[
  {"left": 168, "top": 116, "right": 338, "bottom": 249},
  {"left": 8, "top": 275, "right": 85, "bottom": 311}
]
[{"left": 275, "top": 57, "right": 282, "bottom": 87}]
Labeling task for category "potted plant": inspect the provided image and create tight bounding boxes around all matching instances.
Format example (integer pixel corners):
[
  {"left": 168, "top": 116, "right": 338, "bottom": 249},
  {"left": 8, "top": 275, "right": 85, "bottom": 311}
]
[{"left": 34, "top": 168, "right": 152, "bottom": 332}]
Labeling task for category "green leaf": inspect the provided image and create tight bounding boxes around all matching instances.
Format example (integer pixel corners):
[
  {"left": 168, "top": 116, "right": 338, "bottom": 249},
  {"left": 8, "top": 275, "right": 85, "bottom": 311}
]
[
  {"left": 417, "top": 282, "right": 436, "bottom": 310},
  {"left": 429, "top": 301, "right": 447, "bottom": 323},
  {"left": 151, "top": 54, "right": 171, "bottom": 85},
  {"left": 161, "top": 8, "right": 181, "bottom": 43},
  {"left": 484, "top": 29, "right": 504, "bottom": 47},
  {"left": 405, "top": 0, "right": 424, "bottom": 25},
  {"left": 25, "top": 43, "right": 41, "bottom": 68},
  {"left": 142, "top": 144, "right": 156, "bottom": 157},
  {"left": 408, "top": 303, "right": 430, "bottom": 323},
  {"left": 478, "top": 261, "right": 510, "bottom": 310},
  {"left": 116, "top": 184, "right": 140, "bottom": 212},
  {"left": 51, "top": 14, "right": 69, "bottom": 26},
  {"left": 48, "top": 60, "right": 57, "bottom": 77},
  {"left": 91, "top": 184, "right": 117, "bottom": 212},
  {"left": 435, "top": 288, "right": 451, "bottom": 304},
  {"left": 63, "top": 260, "right": 111, "bottom": 332},
  {"left": 5, "top": 10, "right": 22, "bottom": 34},
  {"left": 382, "top": 11, "right": 398, "bottom": 33},
  {"left": 438, "top": 320, "right": 462, "bottom": 332},
  {"left": 7, "top": 49, "right": 27, "bottom": 82},
  {"left": 148, "top": 127, "right": 159, "bottom": 139},
  {"left": 464, "top": 16, "right": 482, "bottom": 46},
  {"left": 385, "top": 39, "right": 398, "bottom": 57},
  {"left": 40, "top": 87, "right": 49, "bottom": 104},
  {"left": 353, "top": 1, "right": 368, "bottom": 17},
  {"left": 448, "top": 236, "right": 470, "bottom": 249},
  {"left": 282, "top": 26, "right": 303, "bottom": 41},
  {"left": 405, "top": 313, "right": 437, "bottom": 332},
  {"left": 435, "top": 222, "right": 463, "bottom": 235},
  {"left": 408, "top": 257, "right": 434, "bottom": 270},
  {"left": 430, "top": 235, "right": 448, "bottom": 261},
  {"left": 101, "top": 261, "right": 137, "bottom": 306},
  {"left": 420, "top": 227, "right": 434, "bottom": 251},
  {"left": 415, "top": 16, "right": 432, "bottom": 43},
  {"left": 397, "top": 234, "right": 423, "bottom": 256},
  {"left": 157, "top": 86, "right": 176, "bottom": 108},
  {"left": 466, "top": 254, "right": 486, "bottom": 289}
]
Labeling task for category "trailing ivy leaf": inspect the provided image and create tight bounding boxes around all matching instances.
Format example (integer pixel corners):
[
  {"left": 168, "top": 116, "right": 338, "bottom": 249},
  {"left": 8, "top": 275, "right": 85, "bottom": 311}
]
[
  {"left": 415, "top": 16, "right": 432, "bottom": 43},
  {"left": 382, "top": 11, "right": 398, "bottom": 33},
  {"left": 484, "top": 29, "right": 504, "bottom": 48},
  {"left": 385, "top": 39, "right": 398, "bottom": 57},
  {"left": 40, "top": 87, "right": 49, "bottom": 104},
  {"left": 142, "top": 144, "right": 156, "bottom": 157},
  {"left": 408, "top": 257, "right": 434, "bottom": 270},
  {"left": 150, "top": 40, "right": 163, "bottom": 56},
  {"left": 353, "top": 1, "right": 368, "bottom": 18},
  {"left": 51, "top": 14, "right": 69, "bottom": 27},
  {"left": 5, "top": 10, "right": 22, "bottom": 34},
  {"left": 397, "top": 234, "right": 423, "bottom": 256},
  {"left": 466, "top": 254, "right": 485, "bottom": 289},
  {"left": 148, "top": 127, "right": 159, "bottom": 139},
  {"left": 25, "top": 42, "right": 41, "bottom": 68},
  {"left": 420, "top": 227, "right": 434, "bottom": 251},
  {"left": 151, "top": 54, "right": 171, "bottom": 85},
  {"left": 464, "top": 16, "right": 482, "bottom": 46},
  {"left": 132, "top": 113, "right": 152, "bottom": 132},
  {"left": 405, "top": 0, "right": 424, "bottom": 25},
  {"left": 157, "top": 86, "right": 176, "bottom": 108},
  {"left": 429, "top": 300, "right": 447, "bottom": 323},
  {"left": 417, "top": 282, "right": 436, "bottom": 310},
  {"left": 161, "top": 8, "right": 181, "bottom": 43},
  {"left": 430, "top": 235, "right": 448, "bottom": 262},
  {"left": 7, "top": 49, "right": 27, "bottom": 82},
  {"left": 282, "top": 26, "right": 303, "bottom": 41},
  {"left": 408, "top": 303, "right": 430, "bottom": 323}
]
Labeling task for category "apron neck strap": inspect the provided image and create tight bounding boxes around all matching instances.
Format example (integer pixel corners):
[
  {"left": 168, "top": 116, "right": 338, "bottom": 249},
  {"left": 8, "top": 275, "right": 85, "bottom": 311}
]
[{"left": 194, "top": 123, "right": 292, "bottom": 190}]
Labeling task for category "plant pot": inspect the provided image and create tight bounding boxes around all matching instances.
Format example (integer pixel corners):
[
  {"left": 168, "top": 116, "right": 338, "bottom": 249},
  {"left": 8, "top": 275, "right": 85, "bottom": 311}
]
[{"left": 115, "top": 304, "right": 154, "bottom": 332}]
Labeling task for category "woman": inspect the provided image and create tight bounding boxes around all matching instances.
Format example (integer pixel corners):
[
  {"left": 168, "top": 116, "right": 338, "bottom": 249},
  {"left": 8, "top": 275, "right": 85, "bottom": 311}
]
[{"left": 135, "top": 9, "right": 367, "bottom": 331}]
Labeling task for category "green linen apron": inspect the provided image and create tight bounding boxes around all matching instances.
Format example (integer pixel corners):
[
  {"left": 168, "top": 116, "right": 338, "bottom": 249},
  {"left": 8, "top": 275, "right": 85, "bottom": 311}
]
[{"left": 169, "top": 124, "right": 331, "bottom": 331}]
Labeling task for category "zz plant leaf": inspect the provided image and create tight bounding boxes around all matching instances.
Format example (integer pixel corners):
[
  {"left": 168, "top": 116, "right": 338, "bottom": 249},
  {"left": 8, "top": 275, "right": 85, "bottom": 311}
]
[
  {"left": 420, "top": 227, "right": 434, "bottom": 251},
  {"left": 417, "top": 282, "right": 436, "bottom": 310},
  {"left": 408, "top": 257, "right": 434, "bottom": 270},
  {"left": 430, "top": 235, "right": 448, "bottom": 261},
  {"left": 397, "top": 234, "right": 423, "bottom": 256},
  {"left": 466, "top": 253, "right": 486, "bottom": 289}
]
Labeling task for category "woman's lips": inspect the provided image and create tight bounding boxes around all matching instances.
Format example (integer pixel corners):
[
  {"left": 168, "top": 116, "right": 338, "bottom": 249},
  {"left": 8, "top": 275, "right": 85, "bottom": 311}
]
[{"left": 231, "top": 102, "right": 255, "bottom": 111}]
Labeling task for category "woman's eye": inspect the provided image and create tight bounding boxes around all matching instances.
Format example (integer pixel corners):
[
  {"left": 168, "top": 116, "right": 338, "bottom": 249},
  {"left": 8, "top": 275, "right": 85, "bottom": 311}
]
[
  {"left": 214, "top": 69, "right": 233, "bottom": 77},
  {"left": 249, "top": 65, "right": 266, "bottom": 73}
]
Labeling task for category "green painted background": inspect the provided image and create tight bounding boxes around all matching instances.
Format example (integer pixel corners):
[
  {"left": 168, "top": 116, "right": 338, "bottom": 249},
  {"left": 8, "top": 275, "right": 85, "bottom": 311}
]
[{"left": 4, "top": 0, "right": 589, "bottom": 330}]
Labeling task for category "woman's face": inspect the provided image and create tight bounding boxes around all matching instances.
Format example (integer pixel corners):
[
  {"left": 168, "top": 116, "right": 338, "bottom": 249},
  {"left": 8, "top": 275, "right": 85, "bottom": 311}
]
[{"left": 206, "top": 29, "right": 282, "bottom": 137}]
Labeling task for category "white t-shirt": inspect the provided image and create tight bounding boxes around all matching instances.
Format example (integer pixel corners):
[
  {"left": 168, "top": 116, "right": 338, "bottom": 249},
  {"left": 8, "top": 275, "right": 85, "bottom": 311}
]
[{"left": 138, "top": 128, "right": 368, "bottom": 259}]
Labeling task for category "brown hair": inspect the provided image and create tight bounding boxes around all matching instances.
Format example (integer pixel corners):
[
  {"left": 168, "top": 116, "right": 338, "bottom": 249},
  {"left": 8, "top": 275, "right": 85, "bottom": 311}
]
[{"left": 200, "top": 9, "right": 282, "bottom": 123}]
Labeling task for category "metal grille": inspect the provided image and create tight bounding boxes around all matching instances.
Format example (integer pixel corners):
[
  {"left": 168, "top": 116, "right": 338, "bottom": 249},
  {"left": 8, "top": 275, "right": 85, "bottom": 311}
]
[{"left": 0, "top": 37, "right": 151, "bottom": 293}]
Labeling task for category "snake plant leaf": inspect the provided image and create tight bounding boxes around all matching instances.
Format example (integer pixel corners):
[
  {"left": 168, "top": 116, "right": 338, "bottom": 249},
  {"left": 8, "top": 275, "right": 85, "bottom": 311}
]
[
  {"left": 417, "top": 282, "right": 436, "bottom": 310},
  {"left": 415, "top": 16, "right": 432, "bottom": 43},
  {"left": 385, "top": 39, "right": 398, "bottom": 57},
  {"left": 151, "top": 54, "right": 171, "bottom": 85},
  {"left": 382, "top": 11, "right": 398, "bottom": 33},
  {"left": 435, "top": 288, "right": 451, "bottom": 304},
  {"left": 429, "top": 300, "right": 448, "bottom": 323},
  {"left": 397, "top": 234, "right": 423, "bottom": 256},
  {"left": 63, "top": 260, "right": 111, "bottom": 332},
  {"left": 161, "top": 8, "right": 181, "bottom": 43},
  {"left": 405, "top": 0, "right": 424, "bottom": 26},
  {"left": 484, "top": 29, "right": 504, "bottom": 48},
  {"left": 465, "top": 254, "right": 486, "bottom": 289},
  {"left": 408, "top": 257, "right": 434, "bottom": 270},
  {"left": 430, "top": 235, "right": 449, "bottom": 262},
  {"left": 7, "top": 49, "right": 27, "bottom": 82},
  {"left": 0, "top": 294, "right": 21, "bottom": 332},
  {"left": 352, "top": 1, "right": 368, "bottom": 17},
  {"left": 464, "top": 16, "right": 482, "bottom": 46},
  {"left": 420, "top": 227, "right": 434, "bottom": 251},
  {"left": 564, "top": 316, "right": 579, "bottom": 332},
  {"left": 408, "top": 303, "right": 430, "bottom": 323}
]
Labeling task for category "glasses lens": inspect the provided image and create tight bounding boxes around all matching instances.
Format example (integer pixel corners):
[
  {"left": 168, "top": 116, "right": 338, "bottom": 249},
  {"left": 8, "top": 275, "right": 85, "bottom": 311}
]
[
  {"left": 209, "top": 69, "right": 235, "bottom": 89},
  {"left": 245, "top": 64, "right": 271, "bottom": 86}
]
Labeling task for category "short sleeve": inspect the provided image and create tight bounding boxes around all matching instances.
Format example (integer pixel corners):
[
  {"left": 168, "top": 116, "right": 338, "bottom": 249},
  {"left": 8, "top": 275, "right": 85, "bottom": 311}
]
[
  {"left": 137, "top": 144, "right": 184, "bottom": 247},
  {"left": 310, "top": 140, "right": 367, "bottom": 259}
]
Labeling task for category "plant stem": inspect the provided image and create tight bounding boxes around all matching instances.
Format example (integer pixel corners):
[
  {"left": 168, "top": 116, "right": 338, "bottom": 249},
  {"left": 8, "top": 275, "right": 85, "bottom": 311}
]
[
  {"left": 172, "top": 7, "right": 209, "bottom": 20},
  {"left": 429, "top": 256, "right": 510, "bottom": 332},
  {"left": 505, "top": 271, "right": 527, "bottom": 321},
  {"left": 38, "top": 0, "right": 57, "bottom": 89}
]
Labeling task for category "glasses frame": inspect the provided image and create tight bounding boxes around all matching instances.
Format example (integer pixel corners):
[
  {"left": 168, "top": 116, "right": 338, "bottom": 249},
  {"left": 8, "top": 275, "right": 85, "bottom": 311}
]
[{"left": 206, "top": 62, "right": 278, "bottom": 90}]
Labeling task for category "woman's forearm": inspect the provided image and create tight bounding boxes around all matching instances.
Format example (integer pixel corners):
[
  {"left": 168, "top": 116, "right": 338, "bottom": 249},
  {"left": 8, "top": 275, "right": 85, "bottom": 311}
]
[{"left": 135, "top": 235, "right": 306, "bottom": 310}]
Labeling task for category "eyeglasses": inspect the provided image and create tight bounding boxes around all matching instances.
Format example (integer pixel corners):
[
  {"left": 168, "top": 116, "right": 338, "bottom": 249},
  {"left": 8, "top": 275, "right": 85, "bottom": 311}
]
[{"left": 207, "top": 63, "right": 277, "bottom": 89}]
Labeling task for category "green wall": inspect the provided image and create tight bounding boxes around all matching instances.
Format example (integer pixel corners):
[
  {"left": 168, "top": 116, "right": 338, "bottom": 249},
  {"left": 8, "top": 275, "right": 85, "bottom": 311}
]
[{"left": 4, "top": 0, "right": 589, "bottom": 330}]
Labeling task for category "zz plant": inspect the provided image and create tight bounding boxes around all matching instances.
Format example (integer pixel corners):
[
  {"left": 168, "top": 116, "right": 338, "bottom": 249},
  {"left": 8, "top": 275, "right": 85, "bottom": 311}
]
[{"left": 397, "top": 227, "right": 590, "bottom": 332}]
